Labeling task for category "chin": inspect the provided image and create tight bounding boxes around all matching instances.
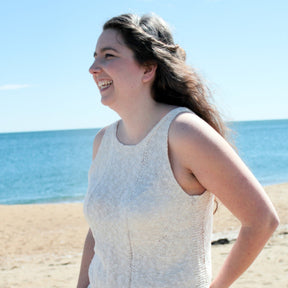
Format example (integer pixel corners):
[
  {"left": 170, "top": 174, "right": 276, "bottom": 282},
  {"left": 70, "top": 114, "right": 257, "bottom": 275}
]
[{"left": 101, "top": 95, "right": 117, "bottom": 109}]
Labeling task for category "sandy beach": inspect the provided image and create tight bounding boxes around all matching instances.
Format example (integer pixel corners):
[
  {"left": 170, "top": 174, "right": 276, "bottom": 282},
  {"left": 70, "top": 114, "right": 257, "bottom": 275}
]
[{"left": 1, "top": 183, "right": 287, "bottom": 288}]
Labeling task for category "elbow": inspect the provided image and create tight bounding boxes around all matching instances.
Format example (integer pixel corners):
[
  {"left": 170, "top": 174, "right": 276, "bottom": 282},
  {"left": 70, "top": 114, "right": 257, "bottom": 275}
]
[
  {"left": 248, "top": 208, "right": 280, "bottom": 237},
  {"left": 263, "top": 209, "right": 280, "bottom": 235},
  {"left": 270, "top": 212, "right": 280, "bottom": 231}
]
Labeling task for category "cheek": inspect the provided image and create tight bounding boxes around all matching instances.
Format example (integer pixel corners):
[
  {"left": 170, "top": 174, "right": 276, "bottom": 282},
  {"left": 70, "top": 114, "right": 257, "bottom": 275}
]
[
  {"left": 125, "top": 64, "right": 143, "bottom": 81},
  {"left": 107, "top": 59, "right": 143, "bottom": 88}
]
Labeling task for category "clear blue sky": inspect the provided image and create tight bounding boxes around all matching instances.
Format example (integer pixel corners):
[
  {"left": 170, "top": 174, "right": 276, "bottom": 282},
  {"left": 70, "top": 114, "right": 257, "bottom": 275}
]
[{"left": 1, "top": 0, "right": 287, "bottom": 133}]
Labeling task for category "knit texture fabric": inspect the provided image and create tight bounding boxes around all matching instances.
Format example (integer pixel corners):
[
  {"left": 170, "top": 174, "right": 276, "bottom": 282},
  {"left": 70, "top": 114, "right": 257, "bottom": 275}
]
[{"left": 83, "top": 107, "right": 214, "bottom": 288}]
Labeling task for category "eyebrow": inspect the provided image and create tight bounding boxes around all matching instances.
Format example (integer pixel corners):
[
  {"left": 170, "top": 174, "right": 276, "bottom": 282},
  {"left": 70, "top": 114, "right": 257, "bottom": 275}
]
[{"left": 93, "top": 47, "right": 119, "bottom": 57}]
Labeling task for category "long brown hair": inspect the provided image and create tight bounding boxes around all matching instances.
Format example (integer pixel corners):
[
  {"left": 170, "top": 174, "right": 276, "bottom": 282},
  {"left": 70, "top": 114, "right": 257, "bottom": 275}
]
[{"left": 103, "top": 13, "right": 228, "bottom": 139}]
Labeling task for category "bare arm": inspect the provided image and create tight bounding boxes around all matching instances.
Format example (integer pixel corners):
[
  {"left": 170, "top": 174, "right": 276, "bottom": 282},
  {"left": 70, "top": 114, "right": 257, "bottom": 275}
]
[
  {"left": 170, "top": 113, "right": 279, "bottom": 288},
  {"left": 77, "top": 128, "right": 106, "bottom": 288},
  {"left": 77, "top": 229, "right": 95, "bottom": 288}
]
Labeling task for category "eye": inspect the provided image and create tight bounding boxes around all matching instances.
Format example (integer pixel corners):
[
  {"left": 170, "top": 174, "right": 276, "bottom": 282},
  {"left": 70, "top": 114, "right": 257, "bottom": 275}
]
[{"left": 104, "top": 53, "right": 114, "bottom": 59}]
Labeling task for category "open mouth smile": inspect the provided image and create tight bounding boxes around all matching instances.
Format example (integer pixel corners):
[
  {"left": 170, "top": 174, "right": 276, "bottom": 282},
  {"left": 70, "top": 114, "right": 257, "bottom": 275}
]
[{"left": 97, "top": 80, "right": 113, "bottom": 91}]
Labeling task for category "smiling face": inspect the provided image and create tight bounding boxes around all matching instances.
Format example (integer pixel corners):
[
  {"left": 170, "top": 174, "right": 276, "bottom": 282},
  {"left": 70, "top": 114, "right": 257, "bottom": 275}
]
[{"left": 89, "top": 29, "right": 148, "bottom": 110}]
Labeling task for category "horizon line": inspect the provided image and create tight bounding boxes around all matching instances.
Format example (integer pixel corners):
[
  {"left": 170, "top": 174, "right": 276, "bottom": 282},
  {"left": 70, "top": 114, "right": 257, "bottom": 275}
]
[{"left": 1, "top": 117, "right": 287, "bottom": 135}]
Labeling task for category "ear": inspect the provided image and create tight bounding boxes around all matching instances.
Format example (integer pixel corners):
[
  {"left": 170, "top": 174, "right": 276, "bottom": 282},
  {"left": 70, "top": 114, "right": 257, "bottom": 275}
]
[{"left": 142, "top": 63, "right": 157, "bottom": 83}]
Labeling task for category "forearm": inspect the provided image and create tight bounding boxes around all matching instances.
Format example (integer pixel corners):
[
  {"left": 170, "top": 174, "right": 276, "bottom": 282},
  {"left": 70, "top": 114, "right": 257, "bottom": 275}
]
[
  {"left": 210, "top": 220, "right": 278, "bottom": 288},
  {"left": 77, "top": 229, "right": 95, "bottom": 288}
]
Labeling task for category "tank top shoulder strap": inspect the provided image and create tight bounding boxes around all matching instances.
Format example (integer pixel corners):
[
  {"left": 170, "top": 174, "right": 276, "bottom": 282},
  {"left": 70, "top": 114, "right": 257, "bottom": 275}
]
[
  {"left": 156, "top": 107, "right": 192, "bottom": 139},
  {"left": 92, "top": 121, "right": 117, "bottom": 162}
]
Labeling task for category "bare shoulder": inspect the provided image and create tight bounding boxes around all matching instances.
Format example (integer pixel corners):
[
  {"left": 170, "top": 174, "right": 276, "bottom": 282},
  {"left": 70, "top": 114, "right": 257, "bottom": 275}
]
[
  {"left": 92, "top": 127, "right": 107, "bottom": 160},
  {"left": 168, "top": 111, "right": 238, "bottom": 193},
  {"left": 169, "top": 111, "right": 226, "bottom": 151}
]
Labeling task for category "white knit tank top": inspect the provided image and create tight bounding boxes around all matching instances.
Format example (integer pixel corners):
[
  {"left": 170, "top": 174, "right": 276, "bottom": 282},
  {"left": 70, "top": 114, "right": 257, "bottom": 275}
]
[{"left": 83, "top": 107, "right": 214, "bottom": 288}]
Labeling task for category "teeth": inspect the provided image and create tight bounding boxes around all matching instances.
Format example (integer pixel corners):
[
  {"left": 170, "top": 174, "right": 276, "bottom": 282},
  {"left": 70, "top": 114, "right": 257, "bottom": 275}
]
[{"left": 98, "top": 80, "right": 113, "bottom": 89}]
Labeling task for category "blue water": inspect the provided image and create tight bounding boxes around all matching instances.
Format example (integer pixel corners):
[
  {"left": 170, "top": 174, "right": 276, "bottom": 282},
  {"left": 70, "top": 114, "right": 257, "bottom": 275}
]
[
  {"left": 228, "top": 119, "right": 288, "bottom": 186},
  {"left": 0, "top": 129, "right": 99, "bottom": 205},
  {"left": 0, "top": 119, "right": 287, "bottom": 205}
]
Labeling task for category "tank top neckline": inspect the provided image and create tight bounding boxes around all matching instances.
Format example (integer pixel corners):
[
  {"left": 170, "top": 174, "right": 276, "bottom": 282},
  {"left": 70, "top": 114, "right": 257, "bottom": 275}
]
[{"left": 113, "top": 106, "right": 189, "bottom": 149}]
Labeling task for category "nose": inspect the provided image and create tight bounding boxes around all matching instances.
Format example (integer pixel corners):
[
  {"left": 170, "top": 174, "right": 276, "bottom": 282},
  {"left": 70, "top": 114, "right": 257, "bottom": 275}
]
[{"left": 89, "top": 60, "right": 102, "bottom": 75}]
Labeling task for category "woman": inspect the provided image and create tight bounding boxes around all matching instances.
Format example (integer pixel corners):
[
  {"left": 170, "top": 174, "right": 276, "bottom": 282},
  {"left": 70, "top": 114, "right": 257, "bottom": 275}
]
[{"left": 77, "top": 13, "right": 279, "bottom": 288}]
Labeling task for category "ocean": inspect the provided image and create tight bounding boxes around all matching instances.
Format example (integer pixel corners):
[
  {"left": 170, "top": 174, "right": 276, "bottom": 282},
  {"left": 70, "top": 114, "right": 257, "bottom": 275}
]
[{"left": 0, "top": 119, "right": 287, "bottom": 205}]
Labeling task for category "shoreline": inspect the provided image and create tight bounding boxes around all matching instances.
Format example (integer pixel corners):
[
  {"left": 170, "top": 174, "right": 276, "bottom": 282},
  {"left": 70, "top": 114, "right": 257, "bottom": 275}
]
[
  {"left": 1, "top": 181, "right": 287, "bottom": 206},
  {"left": 0, "top": 183, "right": 287, "bottom": 287}
]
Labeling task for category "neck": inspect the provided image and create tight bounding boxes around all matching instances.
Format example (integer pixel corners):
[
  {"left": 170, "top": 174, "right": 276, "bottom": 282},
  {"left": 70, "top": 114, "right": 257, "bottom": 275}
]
[{"left": 115, "top": 99, "right": 174, "bottom": 145}]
